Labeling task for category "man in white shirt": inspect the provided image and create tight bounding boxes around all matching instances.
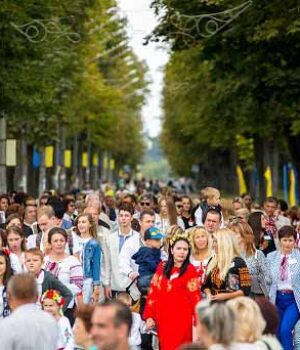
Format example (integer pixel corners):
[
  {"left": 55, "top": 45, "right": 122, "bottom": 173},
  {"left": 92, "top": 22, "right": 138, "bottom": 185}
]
[
  {"left": 91, "top": 299, "right": 136, "bottom": 350},
  {"left": 102, "top": 203, "right": 138, "bottom": 298},
  {"left": 0, "top": 273, "right": 58, "bottom": 350},
  {"left": 118, "top": 209, "right": 156, "bottom": 350},
  {"left": 118, "top": 209, "right": 156, "bottom": 285}
]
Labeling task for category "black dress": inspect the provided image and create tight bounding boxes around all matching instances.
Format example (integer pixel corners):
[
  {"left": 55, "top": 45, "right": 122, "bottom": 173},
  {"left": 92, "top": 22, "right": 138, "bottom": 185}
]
[{"left": 202, "top": 256, "right": 251, "bottom": 296}]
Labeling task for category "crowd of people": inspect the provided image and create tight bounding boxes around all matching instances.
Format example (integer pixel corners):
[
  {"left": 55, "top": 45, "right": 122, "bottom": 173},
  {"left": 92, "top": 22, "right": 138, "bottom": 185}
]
[{"left": 0, "top": 185, "right": 300, "bottom": 350}]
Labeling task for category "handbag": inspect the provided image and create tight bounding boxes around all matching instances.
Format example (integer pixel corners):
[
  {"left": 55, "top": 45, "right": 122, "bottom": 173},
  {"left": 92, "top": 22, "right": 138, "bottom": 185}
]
[
  {"left": 254, "top": 250, "right": 269, "bottom": 299},
  {"left": 125, "top": 277, "right": 141, "bottom": 301}
]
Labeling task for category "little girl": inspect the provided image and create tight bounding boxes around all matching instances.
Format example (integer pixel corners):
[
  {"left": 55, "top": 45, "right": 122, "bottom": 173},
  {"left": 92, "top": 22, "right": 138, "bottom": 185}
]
[
  {"left": 75, "top": 213, "right": 101, "bottom": 304},
  {"left": 41, "top": 289, "right": 74, "bottom": 350},
  {"left": 0, "top": 249, "right": 13, "bottom": 318}
]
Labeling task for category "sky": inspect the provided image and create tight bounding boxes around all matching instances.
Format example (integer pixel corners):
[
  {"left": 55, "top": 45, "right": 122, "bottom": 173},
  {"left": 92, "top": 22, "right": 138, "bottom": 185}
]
[{"left": 117, "top": 0, "right": 169, "bottom": 138}]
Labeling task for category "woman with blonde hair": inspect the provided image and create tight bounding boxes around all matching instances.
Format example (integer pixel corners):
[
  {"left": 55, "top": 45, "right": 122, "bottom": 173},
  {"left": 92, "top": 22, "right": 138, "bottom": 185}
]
[
  {"left": 202, "top": 228, "right": 251, "bottom": 301},
  {"left": 189, "top": 227, "right": 212, "bottom": 289},
  {"left": 228, "top": 297, "right": 266, "bottom": 343},
  {"left": 228, "top": 297, "right": 282, "bottom": 350},
  {"left": 232, "top": 197, "right": 245, "bottom": 211},
  {"left": 228, "top": 220, "right": 271, "bottom": 300},
  {"left": 235, "top": 208, "right": 250, "bottom": 223}
]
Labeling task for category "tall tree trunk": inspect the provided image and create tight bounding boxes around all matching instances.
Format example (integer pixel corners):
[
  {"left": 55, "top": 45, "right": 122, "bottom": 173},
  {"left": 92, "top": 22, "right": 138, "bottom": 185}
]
[
  {"left": 38, "top": 147, "right": 46, "bottom": 195},
  {"left": 72, "top": 134, "right": 79, "bottom": 189},
  {"left": 59, "top": 126, "right": 66, "bottom": 193},
  {"left": 0, "top": 116, "right": 7, "bottom": 193},
  {"left": 19, "top": 137, "right": 28, "bottom": 193},
  {"left": 254, "top": 136, "right": 265, "bottom": 202},
  {"left": 270, "top": 141, "right": 279, "bottom": 197}
]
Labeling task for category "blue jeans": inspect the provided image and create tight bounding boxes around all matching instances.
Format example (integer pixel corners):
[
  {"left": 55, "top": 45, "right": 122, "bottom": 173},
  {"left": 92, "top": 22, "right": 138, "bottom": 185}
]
[
  {"left": 276, "top": 291, "right": 300, "bottom": 350},
  {"left": 82, "top": 278, "right": 93, "bottom": 304}
]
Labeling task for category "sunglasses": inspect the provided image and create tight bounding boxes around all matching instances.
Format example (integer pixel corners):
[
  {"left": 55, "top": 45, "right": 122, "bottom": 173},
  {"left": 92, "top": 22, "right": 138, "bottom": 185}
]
[
  {"left": 176, "top": 205, "right": 183, "bottom": 209},
  {"left": 140, "top": 202, "right": 151, "bottom": 206}
]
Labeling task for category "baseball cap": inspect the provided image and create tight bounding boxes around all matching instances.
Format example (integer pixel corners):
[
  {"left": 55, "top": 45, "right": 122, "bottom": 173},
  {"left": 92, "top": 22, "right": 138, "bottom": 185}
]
[{"left": 144, "top": 227, "right": 165, "bottom": 240}]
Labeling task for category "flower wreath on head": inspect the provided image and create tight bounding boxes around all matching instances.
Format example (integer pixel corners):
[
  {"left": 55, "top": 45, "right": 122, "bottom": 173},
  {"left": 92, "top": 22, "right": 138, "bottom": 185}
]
[
  {"left": 2, "top": 248, "right": 10, "bottom": 256},
  {"left": 40, "top": 289, "right": 65, "bottom": 315},
  {"left": 169, "top": 231, "right": 191, "bottom": 247}
]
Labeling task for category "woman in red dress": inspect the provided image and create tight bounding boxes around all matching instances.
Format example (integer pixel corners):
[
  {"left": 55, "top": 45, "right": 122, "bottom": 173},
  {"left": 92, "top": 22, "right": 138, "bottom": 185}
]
[{"left": 143, "top": 231, "right": 201, "bottom": 350}]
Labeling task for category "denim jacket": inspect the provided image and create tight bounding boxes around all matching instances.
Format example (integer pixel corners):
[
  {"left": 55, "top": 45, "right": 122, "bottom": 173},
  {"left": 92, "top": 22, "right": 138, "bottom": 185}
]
[{"left": 83, "top": 238, "right": 101, "bottom": 286}]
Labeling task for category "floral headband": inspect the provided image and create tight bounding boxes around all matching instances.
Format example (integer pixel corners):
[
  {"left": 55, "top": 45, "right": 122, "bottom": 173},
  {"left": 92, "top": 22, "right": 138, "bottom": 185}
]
[
  {"left": 169, "top": 231, "right": 191, "bottom": 247},
  {"left": 40, "top": 289, "right": 65, "bottom": 308},
  {"left": 2, "top": 248, "right": 10, "bottom": 256}
]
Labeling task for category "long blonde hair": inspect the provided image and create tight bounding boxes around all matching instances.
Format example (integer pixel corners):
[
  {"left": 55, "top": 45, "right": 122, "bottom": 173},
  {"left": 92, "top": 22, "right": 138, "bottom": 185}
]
[
  {"left": 188, "top": 226, "right": 212, "bottom": 256},
  {"left": 207, "top": 228, "right": 241, "bottom": 280},
  {"left": 196, "top": 300, "right": 236, "bottom": 346},
  {"left": 227, "top": 297, "right": 266, "bottom": 343}
]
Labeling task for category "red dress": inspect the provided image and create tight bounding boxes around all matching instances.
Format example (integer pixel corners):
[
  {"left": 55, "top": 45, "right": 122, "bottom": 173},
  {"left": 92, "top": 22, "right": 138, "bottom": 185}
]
[{"left": 143, "top": 262, "right": 201, "bottom": 350}]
